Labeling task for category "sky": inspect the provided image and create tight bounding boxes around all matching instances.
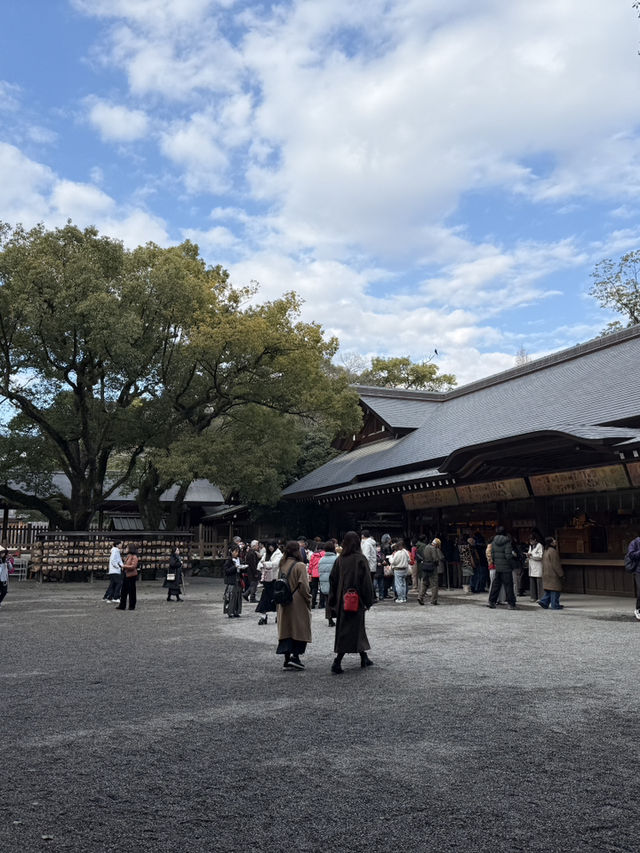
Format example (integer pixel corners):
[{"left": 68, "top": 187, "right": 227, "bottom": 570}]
[{"left": 1, "top": 0, "right": 640, "bottom": 385}]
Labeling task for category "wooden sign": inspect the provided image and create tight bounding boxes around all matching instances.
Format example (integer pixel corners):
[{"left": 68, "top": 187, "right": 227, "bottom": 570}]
[
  {"left": 530, "top": 465, "right": 629, "bottom": 497},
  {"left": 455, "top": 478, "right": 529, "bottom": 504},
  {"left": 403, "top": 488, "right": 459, "bottom": 509},
  {"left": 627, "top": 461, "right": 640, "bottom": 487}
]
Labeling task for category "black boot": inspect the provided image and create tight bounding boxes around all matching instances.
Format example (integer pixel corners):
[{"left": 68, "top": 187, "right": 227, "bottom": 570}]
[{"left": 360, "top": 653, "right": 374, "bottom": 668}]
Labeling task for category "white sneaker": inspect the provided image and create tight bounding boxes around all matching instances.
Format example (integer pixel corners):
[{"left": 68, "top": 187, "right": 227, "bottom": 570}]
[
  {"left": 113, "top": 599, "right": 120, "bottom": 604},
  {"left": 635, "top": 609, "right": 640, "bottom": 621}
]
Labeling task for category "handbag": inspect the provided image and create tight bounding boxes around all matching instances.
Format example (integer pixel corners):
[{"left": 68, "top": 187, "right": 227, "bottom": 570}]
[
  {"left": 343, "top": 588, "right": 359, "bottom": 612},
  {"left": 166, "top": 572, "right": 176, "bottom": 582}
]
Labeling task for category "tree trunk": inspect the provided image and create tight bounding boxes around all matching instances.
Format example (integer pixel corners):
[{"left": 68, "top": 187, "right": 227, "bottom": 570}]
[
  {"left": 137, "top": 467, "right": 166, "bottom": 530},
  {"left": 166, "top": 481, "right": 190, "bottom": 530}
]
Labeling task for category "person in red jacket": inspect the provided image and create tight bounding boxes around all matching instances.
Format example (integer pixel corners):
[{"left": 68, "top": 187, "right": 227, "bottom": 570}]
[{"left": 308, "top": 544, "right": 325, "bottom": 609}]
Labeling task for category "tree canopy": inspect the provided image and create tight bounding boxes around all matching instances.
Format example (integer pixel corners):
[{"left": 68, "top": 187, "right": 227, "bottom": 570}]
[
  {"left": 589, "top": 250, "right": 640, "bottom": 334},
  {"left": 0, "top": 222, "right": 361, "bottom": 528},
  {"left": 354, "top": 355, "right": 456, "bottom": 391}
]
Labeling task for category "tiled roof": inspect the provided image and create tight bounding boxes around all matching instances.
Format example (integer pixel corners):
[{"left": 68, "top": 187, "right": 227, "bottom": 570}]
[
  {"left": 359, "top": 394, "right": 438, "bottom": 429},
  {"left": 17, "top": 475, "right": 224, "bottom": 506},
  {"left": 316, "top": 467, "right": 446, "bottom": 497},
  {"left": 283, "top": 325, "right": 640, "bottom": 498}
]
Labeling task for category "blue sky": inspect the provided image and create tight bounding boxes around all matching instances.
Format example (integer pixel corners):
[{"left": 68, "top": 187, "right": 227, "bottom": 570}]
[{"left": 1, "top": 0, "right": 640, "bottom": 384}]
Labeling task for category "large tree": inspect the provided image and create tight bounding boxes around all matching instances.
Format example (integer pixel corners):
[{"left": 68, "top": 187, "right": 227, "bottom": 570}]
[
  {"left": 0, "top": 222, "right": 360, "bottom": 528},
  {"left": 590, "top": 250, "right": 640, "bottom": 334},
  {"left": 355, "top": 355, "right": 456, "bottom": 391}
]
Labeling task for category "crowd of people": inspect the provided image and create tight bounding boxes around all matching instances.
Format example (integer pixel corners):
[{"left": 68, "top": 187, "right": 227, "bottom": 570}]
[
  {"left": 215, "top": 525, "right": 611, "bottom": 673},
  {"left": 4, "top": 528, "right": 640, "bottom": 652},
  {"left": 101, "top": 539, "right": 184, "bottom": 610}
]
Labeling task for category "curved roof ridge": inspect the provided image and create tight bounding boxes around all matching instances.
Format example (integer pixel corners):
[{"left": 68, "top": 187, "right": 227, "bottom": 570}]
[
  {"left": 352, "top": 324, "right": 640, "bottom": 402},
  {"left": 446, "top": 324, "right": 640, "bottom": 399}
]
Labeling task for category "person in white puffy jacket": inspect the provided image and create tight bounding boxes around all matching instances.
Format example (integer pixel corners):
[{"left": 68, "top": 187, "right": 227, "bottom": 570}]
[
  {"left": 255, "top": 540, "right": 283, "bottom": 625},
  {"left": 390, "top": 540, "right": 410, "bottom": 602},
  {"left": 527, "top": 532, "right": 544, "bottom": 602}
]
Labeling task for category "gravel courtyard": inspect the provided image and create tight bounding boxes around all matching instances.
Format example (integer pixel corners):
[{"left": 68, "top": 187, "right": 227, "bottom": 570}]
[{"left": 1, "top": 578, "right": 639, "bottom": 853}]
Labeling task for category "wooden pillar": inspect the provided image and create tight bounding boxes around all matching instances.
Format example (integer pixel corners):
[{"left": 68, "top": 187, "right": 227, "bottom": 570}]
[
  {"left": 198, "top": 523, "right": 204, "bottom": 559},
  {"left": 1, "top": 503, "right": 8, "bottom": 546}
]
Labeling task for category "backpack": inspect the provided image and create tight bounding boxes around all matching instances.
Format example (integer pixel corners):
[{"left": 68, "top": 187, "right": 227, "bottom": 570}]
[
  {"left": 273, "top": 562, "right": 299, "bottom": 605},
  {"left": 624, "top": 552, "right": 638, "bottom": 573},
  {"left": 415, "top": 542, "right": 426, "bottom": 563}
]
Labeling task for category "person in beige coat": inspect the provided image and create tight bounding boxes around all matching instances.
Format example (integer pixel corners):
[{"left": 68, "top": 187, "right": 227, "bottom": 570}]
[
  {"left": 276, "top": 541, "right": 312, "bottom": 670},
  {"left": 538, "top": 537, "right": 565, "bottom": 610}
]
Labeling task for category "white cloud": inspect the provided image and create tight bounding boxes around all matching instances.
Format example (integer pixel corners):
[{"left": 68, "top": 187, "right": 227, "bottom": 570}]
[
  {"left": 86, "top": 98, "right": 150, "bottom": 142},
  {"left": 588, "top": 228, "right": 640, "bottom": 261},
  {"left": 181, "top": 224, "right": 240, "bottom": 252},
  {"left": 0, "top": 142, "right": 53, "bottom": 224},
  {"left": 99, "top": 208, "right": 169, "bottom": 246},
  {"left": 72, "top": 0, "right": 221, "bottom": 29},
  {"left": 27, "top": 1, "right": 640, "bottom": 382},
  {"left": 0, "top": 143, "right": 168, "bottom": 247},
  {"left": 51, "top": 179, "right": 115, "bottom": 219},
  {"left": 160, "top": 113, "right": 229, "bottom": 192},
  {"left": 26, "top": 125, "right": 58, "bottom": 145},
  {"left": 0, "top": 81, "right": 22, "bottom": 112}
]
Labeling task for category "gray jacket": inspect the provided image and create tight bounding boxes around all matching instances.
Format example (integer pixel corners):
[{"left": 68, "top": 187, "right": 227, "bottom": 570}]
[{"left": 422, "top": 544, "right": 445, "bottom": 573}]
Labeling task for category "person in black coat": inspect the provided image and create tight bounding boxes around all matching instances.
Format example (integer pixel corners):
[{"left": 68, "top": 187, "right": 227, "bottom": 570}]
[
  {"left": 243, "top": 541, "right": 261, "bottom": 603},
  {"left": 223, "top": 545, "right": 243, "bottom": 618},
  {"left": 487, "top": 528, "right": 517, "bottom": 609},
  {"left": 163, "top": 547, "right": 183, "bottom": 602},
  {"left": 328, "top": 530, "right": 375, "bottom": 674}
]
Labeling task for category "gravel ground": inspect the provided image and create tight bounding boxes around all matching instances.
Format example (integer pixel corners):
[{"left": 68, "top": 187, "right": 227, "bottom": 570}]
[{"left": 1, "top": 578, "right": 639, "bottom": 853}]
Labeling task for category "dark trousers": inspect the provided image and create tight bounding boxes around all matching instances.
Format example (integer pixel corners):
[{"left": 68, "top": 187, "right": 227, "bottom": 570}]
[
  {"left": 635, "top": 575, "right": 640, "bottom": 610},
  {"left": 489, "top": 571, "right": 516, "bottom": 606},
  {"left": 310, "top": 578, "right": 319, "bottom": 607},
  {"left": 104, "top": 574, "right": 122, "bottom": 600},
  {"left": 376, "top": 576, "right": 385, "bottom": 600},
  {"left": 471, "top": 565, "right": 489, "bottom": 592},
  {"left": 0, "top": 581, "right": 7, "bottom": 604},
  {"left": 118, "top": 576, "right": 137, "bottom": 610},
  {"left": 244, "top": 580, "right": 258, "bottom": 601}
]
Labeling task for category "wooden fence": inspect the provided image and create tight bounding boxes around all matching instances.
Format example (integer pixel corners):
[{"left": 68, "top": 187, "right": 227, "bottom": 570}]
[
  {"left": 188, "top": 525, "right": 228, "bottom": 558},
  {"left": 2, "top": 521, "right": 228, "bottom": 558},
  {"left": 2, "top": 523, "right": 49, "bottom": 550}
]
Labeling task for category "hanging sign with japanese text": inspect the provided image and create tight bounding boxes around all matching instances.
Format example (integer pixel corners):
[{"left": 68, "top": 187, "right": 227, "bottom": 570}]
[
  {"left": 529, "top": 465, "right": 629, "bottom": 496},
  {"left": 403, "top": 488, "right": 459, "bottom": 509},
  {"left": 455, "top": 478, "right": 530, "bottom": 504},
  {"left": 627, "top": 461, "right": 640, "bottom": 487}
]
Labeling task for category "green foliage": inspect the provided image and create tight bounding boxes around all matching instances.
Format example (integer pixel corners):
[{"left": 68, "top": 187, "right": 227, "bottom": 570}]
[
  {"left": 356, "top": 356, "right": 456, "bottom": 391},
  {"left": 0, "top": 222, "right": 361, "bottom": 528},
  {"left": 590, "top": 251, "right": 640, "bottom": 333}
]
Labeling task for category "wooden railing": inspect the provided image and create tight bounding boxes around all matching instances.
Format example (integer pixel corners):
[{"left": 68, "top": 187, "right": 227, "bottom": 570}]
[
  {"left": 1, "top": 523, "right": 49, "bottom": 550},
  {"left": 188, "top": 525, "right": 228, "bottom": 558}
]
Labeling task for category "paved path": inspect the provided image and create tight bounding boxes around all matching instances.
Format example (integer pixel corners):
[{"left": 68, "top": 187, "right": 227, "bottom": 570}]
[{"left": 1, "top": 579, "right": 638, "bottom": 852}]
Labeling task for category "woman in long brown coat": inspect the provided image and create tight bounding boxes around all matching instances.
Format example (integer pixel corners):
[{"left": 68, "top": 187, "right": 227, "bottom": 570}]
[
  {"left": 538, "top": 537, "right": 565, "bottom": 610},
  {"left": 276, "top": 541, "right": 312, "bottom": 670},
  {"left": 328, "top": 530, "right": 375, "bottom": 674}
]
